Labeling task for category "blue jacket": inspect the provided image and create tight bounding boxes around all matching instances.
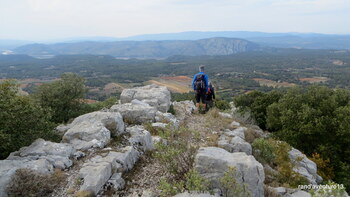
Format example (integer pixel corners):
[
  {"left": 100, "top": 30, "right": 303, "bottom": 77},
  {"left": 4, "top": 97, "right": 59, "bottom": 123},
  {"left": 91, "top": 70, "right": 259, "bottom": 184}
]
[{"left": 192, "top": 72, "right": 209, "bottom": 93}]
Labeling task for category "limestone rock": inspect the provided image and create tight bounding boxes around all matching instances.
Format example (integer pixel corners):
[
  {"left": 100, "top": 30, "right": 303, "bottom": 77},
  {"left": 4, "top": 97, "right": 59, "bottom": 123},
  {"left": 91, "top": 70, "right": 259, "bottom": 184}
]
[
  {"left": 218, "top": 112, "right": 233, "bottom": 119},
  {"left": 127, "top": 126, "right": 154, "bottom": 151},
  {"left": 108, "top": 146, "right": 140, "bottom": 172},
  {"left": 223, "top": 127, "right": 246, "bottom": 140},
  {"left": 107, "top": 173, "right": 125, "bottom": 190},
  {"left": 120, "top": 84, "right": 171, "bottom": 112},
  {"left": 68, "top": 111, "right": 125, "bottom": 137},
  {"left": 79, "top": 159, "right": 112, "bottom": 195},
  {"left": 151, "top": 122, "right": 168, "bottom": 129},
  {"left": 288, "top": 148, "right": 323, "bottom": 184},
  {"left": 63, "top": 123, "right": 111, "bottom": 150},
  {"left": 194, "top": 147, "right": 264, "bottom": 197},
  {"left": 230, "top": 136, "right": 252, "bottom": 155},
  {"left": 110, "top": 102, "right": 157, "bottom": 124},
  {"left": 284, "top": 190, "right": 311, "bottom": 197},
  {"left": 155, "top": 111, "right": 179, "bottom": 129},
  {"left": 6, "top": 139, "right": 75, "bottom": 169},
  {"left": 62, "top": 111, "right": 125, "bottom": 150},
  {"left": 172, "top": 100, "right": 196, "bottom": 120},
  {"left": 230, "top": 121, "right": 240, "bottom": 127}
]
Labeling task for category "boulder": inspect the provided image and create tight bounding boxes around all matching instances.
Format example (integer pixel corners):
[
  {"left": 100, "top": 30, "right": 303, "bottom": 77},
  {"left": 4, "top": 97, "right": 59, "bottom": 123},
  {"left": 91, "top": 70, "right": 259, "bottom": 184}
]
[
  {"left": 127, "top": 126, "right": 154, "bottom": 151},
  {"left": 229, "top": 136, "right": 252, "bottom": 155},
  {"left": 108, "top": 146, "right": 140, "bottom": 172},
  {"left": 172, "top": 101, "right": 196, "bottom": 120},
  {"left": 6, "top": 139, "right": 75, "bottom": 169},
  {"left": 223, "top": 127, "right": 246, "bottom": 140},
  {"left": 62, "top": 112, "right": 125, "bottom": 150},
  {"left": 68, "top": 111, "right": 125, "bottom": 137},
  {"left": 155, "top": 111, "right": 180, "bottom": 129},
  {"left": 63, "top": 122, "right": 111, "bottom": 150},
  {"left": 194, "top": 147, "right": 264, "bottom": 197},
  {"left": 78, "top": 146, "right": 140, "bottom": 195},
  {"left": 218, "top": 112, "right": 233, "bottom": 119},
  {"left": 107, "top": 173, "right": 125, "bottom": 190},
  {"left": 110, "top": 102, "right": 157, "bottom": 124},
  {"left": 288, "top": 148, "right": 323, "bottom": 184},
  {"left": 120, "top": 84, "right": 171, "bottom": 113},
  {"left": 79, "top": 158, "right": 112, "bottom": 195}
]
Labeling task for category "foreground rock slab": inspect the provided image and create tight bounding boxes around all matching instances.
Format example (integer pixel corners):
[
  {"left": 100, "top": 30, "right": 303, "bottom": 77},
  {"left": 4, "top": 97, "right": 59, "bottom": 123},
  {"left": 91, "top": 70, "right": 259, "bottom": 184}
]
[
  {"left": 194, "top": 147, "right": 264, "bottom": 197},
  {"left": 62, "top": 111, "right": 125, "bottom": 150}
]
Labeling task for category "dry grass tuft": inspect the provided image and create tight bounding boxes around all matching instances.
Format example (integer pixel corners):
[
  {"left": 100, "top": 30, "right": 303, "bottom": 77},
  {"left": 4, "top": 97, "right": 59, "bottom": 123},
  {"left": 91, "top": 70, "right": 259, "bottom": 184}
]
[
  {"left": 6, "top": 168, "right": 67, "bottom": 197},
  {"left": 264, "top": 185, "right": 281, "bottom": 197}
]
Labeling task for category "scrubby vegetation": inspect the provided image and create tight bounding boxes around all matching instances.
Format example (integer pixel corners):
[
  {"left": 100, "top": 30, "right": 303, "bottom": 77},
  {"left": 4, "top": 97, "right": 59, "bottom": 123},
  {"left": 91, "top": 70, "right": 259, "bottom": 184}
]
[
  {"left": 220, "top": 167, "right": 251, "bottom": 197},
  {"left": 236, "top": 85, "right": 350, "bottom": 191},
  {"left": 6, "top": 169, "right": 66, "bottom": 197},
  {"left": 252, "top": 138, "right": 308, "bottom": 188}
]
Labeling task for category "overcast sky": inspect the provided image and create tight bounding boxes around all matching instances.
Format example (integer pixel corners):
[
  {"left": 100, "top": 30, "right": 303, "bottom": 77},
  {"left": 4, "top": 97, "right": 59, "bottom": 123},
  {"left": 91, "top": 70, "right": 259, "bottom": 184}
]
[{"left": 1, "top": 0, "right": 349, "bottom": 40}]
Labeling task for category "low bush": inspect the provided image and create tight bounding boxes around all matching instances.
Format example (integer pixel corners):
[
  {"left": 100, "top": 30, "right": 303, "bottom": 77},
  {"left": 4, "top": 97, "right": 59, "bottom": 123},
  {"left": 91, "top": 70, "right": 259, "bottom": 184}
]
[
  {"left": 158, "top": 170, "right": 209, "bottom": 197},
  {"left": 252, "top": 138, "right": 308, "bottom": 188},
  {"left": 6, "top": 169, "right": 66, "bottom": 197}
]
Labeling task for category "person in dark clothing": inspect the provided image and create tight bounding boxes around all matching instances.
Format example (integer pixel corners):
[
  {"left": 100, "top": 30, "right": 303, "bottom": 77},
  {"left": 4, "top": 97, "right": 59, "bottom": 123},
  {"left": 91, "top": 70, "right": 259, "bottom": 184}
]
[
  {"left": 206, "top": 81, "right": 216, "bottom": 110},
  {"left": 192, "top": 65, "right": 209, "bottom": 111}
]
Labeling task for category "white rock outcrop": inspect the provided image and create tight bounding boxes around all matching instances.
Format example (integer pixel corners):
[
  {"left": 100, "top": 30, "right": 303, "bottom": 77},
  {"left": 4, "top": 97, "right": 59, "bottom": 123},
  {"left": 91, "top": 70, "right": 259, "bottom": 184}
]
[
  {"left": 120, "top": 84, "right": 171, "bottom": 113},
  {"left": 172, "top": 100, "right": 196, "bottom": 120},
  {"left": 288, "top": 148, "right": 323, "bottom": 185},
  {"left": 62, "top": 112, "right": 125, "bottom": 150},
  {"left": 194, "top": 147, "right": 264, "bottom": 197},
  {"left": 0, "top": 139, "right": 75, "bottom": 197},
  {"left": 127, "top": 126, "right": 154, "bottom": 151}
]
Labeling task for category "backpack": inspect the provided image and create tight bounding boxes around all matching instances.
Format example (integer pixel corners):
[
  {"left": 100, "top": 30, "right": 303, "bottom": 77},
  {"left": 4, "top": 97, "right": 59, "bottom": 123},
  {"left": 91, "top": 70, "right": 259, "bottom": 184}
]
[{"left": 194, "top": 74, "right": 206, "bottom": 91}]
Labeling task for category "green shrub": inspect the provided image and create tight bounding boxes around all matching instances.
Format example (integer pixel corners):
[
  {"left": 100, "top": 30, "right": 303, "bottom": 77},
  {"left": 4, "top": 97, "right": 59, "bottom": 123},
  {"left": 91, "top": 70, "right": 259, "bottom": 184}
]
[
  {"left": 215, "top": 99, "right": 230, "bottom": 111},
  {"left": 168, "top": 104, "right": 176, "bottom": 115},
  {"left": 252, "top": 138, "right": 308, "bottom": 187},
  {"left": 33, "top": 73, "right": 86, "bottom": 123},
  {"left": 252, "top": 138, "right": 276, "bottom": 165},
  {"left": 0, "top": 80, "right": 59, "bottom": 159},
  {"left": 159, "top": 177, "right": 184, "bottom": 196},
  {"left": 159, "top": 170, "right": 209, "bottom": 197}
]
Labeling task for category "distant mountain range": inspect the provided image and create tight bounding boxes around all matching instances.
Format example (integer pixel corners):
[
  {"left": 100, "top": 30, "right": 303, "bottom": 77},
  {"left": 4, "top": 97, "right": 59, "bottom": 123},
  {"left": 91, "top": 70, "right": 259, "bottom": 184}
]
[
  {"left": 2, "top": 31, "right": 350, "bottom": 58},
  {"left": 13, "top": 37, "right": 262, "bottom": 58}
]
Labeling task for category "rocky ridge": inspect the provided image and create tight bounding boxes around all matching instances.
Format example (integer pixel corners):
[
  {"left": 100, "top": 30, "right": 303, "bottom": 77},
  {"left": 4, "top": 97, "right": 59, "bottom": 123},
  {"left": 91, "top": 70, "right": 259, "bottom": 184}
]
[{"left": 0, "top": 84, "right": 348, "bottom": 197}]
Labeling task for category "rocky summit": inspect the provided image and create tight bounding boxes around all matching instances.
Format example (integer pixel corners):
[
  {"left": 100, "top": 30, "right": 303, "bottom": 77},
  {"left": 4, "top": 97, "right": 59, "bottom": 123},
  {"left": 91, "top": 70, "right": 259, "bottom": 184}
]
[{"left": 0, "top": 84, "right": 348, "bottom": 197}]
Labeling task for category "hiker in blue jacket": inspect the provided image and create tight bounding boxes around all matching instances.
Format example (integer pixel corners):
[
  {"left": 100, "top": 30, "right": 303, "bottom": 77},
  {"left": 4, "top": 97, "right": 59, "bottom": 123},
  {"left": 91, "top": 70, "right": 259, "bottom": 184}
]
[{"left": 192, "top": 65, "right": 209, "bottom": 111}]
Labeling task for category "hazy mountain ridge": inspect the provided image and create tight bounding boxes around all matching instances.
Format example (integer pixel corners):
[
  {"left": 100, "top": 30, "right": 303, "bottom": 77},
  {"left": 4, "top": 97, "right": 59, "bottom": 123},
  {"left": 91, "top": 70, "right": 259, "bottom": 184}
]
[{"left": 14, "top": 37, "right": 261, "bottom": 58}]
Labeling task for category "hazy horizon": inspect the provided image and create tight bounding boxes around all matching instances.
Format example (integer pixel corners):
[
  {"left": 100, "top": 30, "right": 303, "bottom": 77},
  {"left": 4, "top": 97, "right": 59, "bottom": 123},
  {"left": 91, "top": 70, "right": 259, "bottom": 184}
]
[{"left": 1, "top": 0, "right": 350, "bottom": 41}]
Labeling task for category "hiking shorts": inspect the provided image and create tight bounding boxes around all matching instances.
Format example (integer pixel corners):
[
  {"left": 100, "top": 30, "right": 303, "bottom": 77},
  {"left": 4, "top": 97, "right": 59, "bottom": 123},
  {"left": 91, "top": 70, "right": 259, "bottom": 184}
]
[{"left": 195, "top": 90, "right": 206, "bottom": 104}]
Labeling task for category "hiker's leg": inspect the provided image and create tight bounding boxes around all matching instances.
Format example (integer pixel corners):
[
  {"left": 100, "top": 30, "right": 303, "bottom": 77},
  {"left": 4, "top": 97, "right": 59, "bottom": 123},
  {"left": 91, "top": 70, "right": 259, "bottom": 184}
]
[{"left": 194, "top": 91, "right": 201, "bottom": 112}]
